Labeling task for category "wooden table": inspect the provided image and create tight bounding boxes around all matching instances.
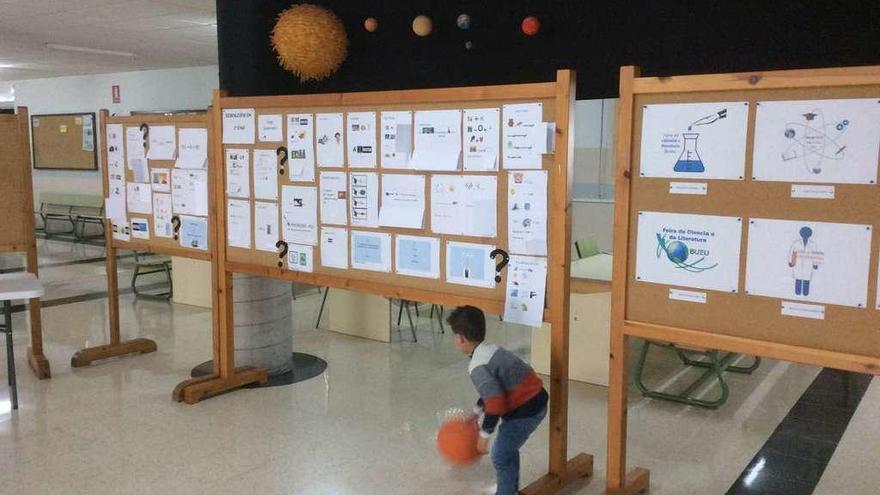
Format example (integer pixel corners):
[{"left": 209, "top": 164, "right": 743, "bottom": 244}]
[{"left": 0, "top": 273, "right": 45, "bottom": 410}]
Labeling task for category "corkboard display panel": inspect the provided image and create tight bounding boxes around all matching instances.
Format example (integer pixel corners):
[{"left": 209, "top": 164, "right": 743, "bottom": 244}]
[
  {"left": 0, "top": 111, "right": 35, "bottom": 250},
  {"left": 622, "top": 80, "right": 880, "bottom": 360},
  {"left": 32, "top": 113, "right": 97, "bottom": 170},
  {"left": 220, "top": 88, "right": 558, "bottom": 314},
  {"left": 102, "top": 113, "right": 214, "bottom": 261}
]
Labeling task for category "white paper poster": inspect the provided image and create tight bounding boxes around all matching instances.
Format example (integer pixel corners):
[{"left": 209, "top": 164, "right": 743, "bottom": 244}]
[
  {"left": 225, "top": 148, "right": 250, "bottom": 199},
  {"left": 105, "top": 195, "right": 125, "bottom": 221},
  {"left": 411, "top": 109, "right": 461, "bottom": 171},
  {"left": 150, "top": 167, "right": 171, "bottom": 193},
  {"left": 179, "top": 215, "right": 208, "bottom": 250},
  {"left": 223, "top": 108, "right": 255, "bottom": 144},
  {"left": 635, "top": 211, "right": 743, "bottom": 293},
  {"left": 351, "top": 231, "right": 392, "bottom": 272},
  {"left": 347, "top": 111, "right": 377, "bottom": 168},
  {"left": 172, "top": 169, "right": 208, "bottom": 216},
  {"left": 502, "top": 102, "right": 544, "bottom": 169},
  {"left": 253, "top": 149, "right": 278, "bottom": 200},
  {"left": 282, "top": 185, "right": 318, "bottom": 245},
  {"left": 126, "top": 182, "right": 152, "bottom": 214},
  {"left": 286, "top": 114, "right": 315, "bottom": 181},
  {"left": 446, "top": 241, "right": 496, "bottom": 288},
  {"left": 106, "top": 123, "right": 124, "bottom": 162},
  {"left": 227, "top": 199, "right": 252, "bottom": 249},
  {"left": 153, "top": 193, "right": 173, "bottom": 238},
  {"left": 379, "top": 174, "right": 425, "bottom": 229},
  {"left": 111, "top": 219, "right": 130, "bottom": 242},
  {"left": 176, "top": 128, "right": 208, "bottom": 168},
  {"left": 752, "top": 98, "right": 880, "bottom": 184},
  {"left": 507, "top": 170, "right": 548, "bottom": 255},
  {"left": 287, "top": 244, "right": 314, "bottom": 272},
  {"left": 463, "top": 108, "right": 500, "bottom": 171},
  {"left": 321, "top": 227, "right": 349, "bottom": 269},
  {"left": 129, "top": 157, "right": 149, "bottom": 183},
  {"left": 350, "top": 172, "right": 379, "bottom": 227},
  {"left": 380, "top": 111, "right": 412, "bottom": 169},
  {"left": 130, "top": 217, "right": 150, "bottom": 240},
  {"left": 146, "top": 125, "right": 176, "bottom": 160},
  {"left": 745, "top": 218, "right": 872, "bottom": 308},
  {"left": 125, "top": 126, "right": 145, "bottom": 159},
  {"left": 316, "top": 113, "right": 344, "bottom": 167},
  {"left": 254, "top": 201, "right": 280, "bottom": 252},
  {"left": 319, "top": 171, "right": 348, "bottom": 225},
  {"left": 503, "top": 255, "right": 548, "bottom": 327},
  {"left": 639, "top": 101, "right": 749, "bottom": 180},
  {"left": 81, "top": 114, "right": 94, "bottom": 152},
  {"left": 430, "top": 175, "right": 497, "bottom": 237},
  {"left": 395, "top": 235, "right": 440, "bottom": 279},
  {"left": 258, "top": 114, "right": 283, "bottom": 142}
]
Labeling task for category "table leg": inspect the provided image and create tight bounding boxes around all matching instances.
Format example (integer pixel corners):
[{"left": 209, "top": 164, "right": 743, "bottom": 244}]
[{"left": 5, "top": 300, "right": 16, "bottom": 410}]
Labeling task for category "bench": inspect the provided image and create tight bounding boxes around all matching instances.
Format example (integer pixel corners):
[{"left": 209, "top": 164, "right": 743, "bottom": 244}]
[{"left": 36, "top": 193, "right": 104, "bottom": 240}]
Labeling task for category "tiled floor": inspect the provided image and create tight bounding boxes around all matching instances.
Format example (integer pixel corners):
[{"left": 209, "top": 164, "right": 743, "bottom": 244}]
[{"left": 0, "top": 237, "right": 876, "bottom": 494}]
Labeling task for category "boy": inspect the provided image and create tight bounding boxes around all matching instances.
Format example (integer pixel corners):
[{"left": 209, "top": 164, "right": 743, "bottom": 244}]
[{"left": 447, "top": 305, "right": 548, "bottom": 495}]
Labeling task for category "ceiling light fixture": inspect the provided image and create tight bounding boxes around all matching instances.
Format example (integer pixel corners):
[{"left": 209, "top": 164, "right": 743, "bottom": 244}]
[{"left": 45, "top": 43, "right": 137, "bottom": 58}]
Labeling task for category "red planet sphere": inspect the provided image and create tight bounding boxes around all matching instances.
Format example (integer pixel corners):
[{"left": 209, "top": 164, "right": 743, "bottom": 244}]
[{"left": 521, "top": 15, "right": 540, "bottom": 36}]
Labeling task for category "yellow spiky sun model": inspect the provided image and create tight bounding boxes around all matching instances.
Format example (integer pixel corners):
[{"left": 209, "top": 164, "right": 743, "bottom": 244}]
[{"left": 271, "top": 4, "right": 348, "bottom": 82}]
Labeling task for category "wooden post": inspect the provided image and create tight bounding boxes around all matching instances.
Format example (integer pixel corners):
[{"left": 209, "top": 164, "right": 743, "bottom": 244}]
[
  {"left": 172, "top": 90, "right": 268, "bottom": 403},
  {"left": 70, "top": 109, "right": 157, "bottom": 367},
  {"left": 15, "top": 106, "right": 50, "bottom": 379}
]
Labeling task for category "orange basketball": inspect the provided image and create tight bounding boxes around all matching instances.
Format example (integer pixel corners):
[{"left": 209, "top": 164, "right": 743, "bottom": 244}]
[{"left": 437, "top": 418, "right": 480, "bottom": 466}]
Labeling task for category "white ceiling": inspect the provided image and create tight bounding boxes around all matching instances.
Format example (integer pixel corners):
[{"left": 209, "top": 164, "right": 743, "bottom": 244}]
[{"left": 0, "top": 0, "right": 217, "bottom": 81}]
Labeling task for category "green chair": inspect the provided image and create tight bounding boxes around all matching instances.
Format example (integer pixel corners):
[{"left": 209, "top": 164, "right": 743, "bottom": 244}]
[
  {"left": 130, "top": 252, "right": 173, "bottom": 300},
  {"left": 634, "top": 340, "right": 760, "bottom": 409},
  {"left": 574, "top": 236, "right": 600, "bottom": 259}
]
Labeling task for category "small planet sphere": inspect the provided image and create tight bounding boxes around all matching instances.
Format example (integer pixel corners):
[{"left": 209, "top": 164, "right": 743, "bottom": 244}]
[
  {"left": 465, "top": 40, "right": 473, "bottom": 50},
  {"left": 521, "top": 15, "right": 540, "bottom": 36},
  {"left": 456, "top": 13, "right": 471, "bottom": 30},
  {"left": 665, "top": 241, "right": 689, "bottom": 264},
  {"left": 364, "top": 17, "right": 378, "bottom": 32},
  {"left": 413, "top": 15, "right": 433, "bottom": 37}
]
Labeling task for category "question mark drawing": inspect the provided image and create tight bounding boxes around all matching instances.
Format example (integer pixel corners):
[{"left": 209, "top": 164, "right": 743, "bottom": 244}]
[
  {"left": 489, "top": 248, "right": 510, "bottom": 283},
  {"left": 275, "top": 240, "right": 289, "bottom": 267},
  {"left": 139, "top": 123, "right": 149, "bottom": 152},
  {"left": 276, "top": 146, "right": 288, "bottom": 176},
  {"left": 171, "top": 215, "right": 181, "bottom": 240}
]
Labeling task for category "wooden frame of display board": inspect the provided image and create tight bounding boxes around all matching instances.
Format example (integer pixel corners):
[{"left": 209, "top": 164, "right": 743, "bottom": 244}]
[
  {"left": 70, "top": 110, "right": 215, "bottom": 367},
  {"left": 606, "top": 65, "right": 880, "bottom": 495},
  {"left": 174, "top": 70, "right": 594, "bottom": 494},
  {"left": 0, "top": 107, "right": 49, "bottom": 378},
  {"left": 31, "top": 112, "right": 98, "bottom": 170}
]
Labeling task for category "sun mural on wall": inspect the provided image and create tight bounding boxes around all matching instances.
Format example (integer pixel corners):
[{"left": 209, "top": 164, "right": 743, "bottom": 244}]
[{"left": 271, "top": 4, "right": 349, "bottom": 82}]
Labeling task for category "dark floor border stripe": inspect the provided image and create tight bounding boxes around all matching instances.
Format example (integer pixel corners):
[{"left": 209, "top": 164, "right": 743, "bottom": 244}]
[
  {"left": 5, "top": 282, "right": 169, "bottom": 313},
  {"left": 0, "top": 253, "right": 136, "bottom": 274},
  {"left": 36, "top": 232, "right": 106, "bottom": 247},
  {"left": 726, "top": 368, "right": 873, "bottom": 495}
]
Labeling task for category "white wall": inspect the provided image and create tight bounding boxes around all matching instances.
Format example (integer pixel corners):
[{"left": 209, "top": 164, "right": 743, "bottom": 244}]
[{"left": 12, "top": 65, "right": 218, "bottom": 205}]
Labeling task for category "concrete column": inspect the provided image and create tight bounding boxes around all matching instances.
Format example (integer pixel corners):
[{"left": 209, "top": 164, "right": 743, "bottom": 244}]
[{"left": 233, "top": 274, "right": 293, "bottom": 376}]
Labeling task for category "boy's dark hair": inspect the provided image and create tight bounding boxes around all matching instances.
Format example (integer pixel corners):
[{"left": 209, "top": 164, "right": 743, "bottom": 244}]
[{"left": 447, "top": 305, "right": 486, "bottom": 343}]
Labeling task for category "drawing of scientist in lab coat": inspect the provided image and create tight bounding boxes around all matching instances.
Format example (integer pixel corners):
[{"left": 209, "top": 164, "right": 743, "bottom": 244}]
[{"left": 788, "top": 226, "right": 823, "bottom": 296}]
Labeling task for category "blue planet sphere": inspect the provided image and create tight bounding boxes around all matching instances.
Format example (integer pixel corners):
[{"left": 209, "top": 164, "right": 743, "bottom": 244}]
[
  {"left": 665, "top": 241, "right": 689, "bottom": 263},
  {"left": 457, "top": 13, "right": 472, "bottom": 30}
]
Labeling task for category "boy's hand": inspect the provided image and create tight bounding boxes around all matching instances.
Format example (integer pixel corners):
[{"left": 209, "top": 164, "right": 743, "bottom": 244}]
[{"left": 476, "top": 436, "right": 489, "bottom": 455}]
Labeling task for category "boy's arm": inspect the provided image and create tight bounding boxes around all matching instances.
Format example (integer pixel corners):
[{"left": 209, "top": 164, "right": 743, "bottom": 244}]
[{"left": 471, "top": 366, "right": 506, "bottom": 438}]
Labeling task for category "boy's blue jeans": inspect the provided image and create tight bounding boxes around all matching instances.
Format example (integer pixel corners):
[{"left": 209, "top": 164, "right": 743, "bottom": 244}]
[{"left": 491, "top": 406, "right": 547, "bottom": 495}]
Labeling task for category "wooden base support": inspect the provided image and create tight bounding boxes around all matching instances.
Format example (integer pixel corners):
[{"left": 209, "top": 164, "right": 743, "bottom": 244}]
[
  {"left": 172, "top": 366, "right": 268, "bottom": 404},
  {"left": 520, "top": 453, "right": 594, "bottom": 495},
  {"left": 602, "top": 468, "right": 650, "bottom": 495},
  {"left": 70, "top": 338, "right": 157, "bottom": 367},
  {"left": 27, "top": 347, "right": 51, "bottom": 379}
]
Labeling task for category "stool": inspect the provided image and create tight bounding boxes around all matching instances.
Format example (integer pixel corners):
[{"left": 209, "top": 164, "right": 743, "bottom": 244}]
[{"left": 131, "top": 252, "right": 173, "bottom": 299}]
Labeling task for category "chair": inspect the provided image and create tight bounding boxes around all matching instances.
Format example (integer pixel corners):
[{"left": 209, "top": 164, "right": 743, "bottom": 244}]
[
  {"left": 574, "top": 236, "right": 600, "bottom": 259},
  {"left": 634, "top": 340, "right": 761, "bottom": 409},
  {"left": 130, "top": 252, "right": 173, "bottom": 299}
]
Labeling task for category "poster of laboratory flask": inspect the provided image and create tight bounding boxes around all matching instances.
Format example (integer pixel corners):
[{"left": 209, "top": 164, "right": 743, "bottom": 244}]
[
  {"left": 752, "top": 98, "right": 880, "bottom": 184},
  {"left": 639, "top": 101, "right": 749, "bottom": 180},
  {"left": 635, "top": 211, "right": 743, "bottom": 293},
  {"left": 744, "top": 218, "right": 872, "bottom": 308}
]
